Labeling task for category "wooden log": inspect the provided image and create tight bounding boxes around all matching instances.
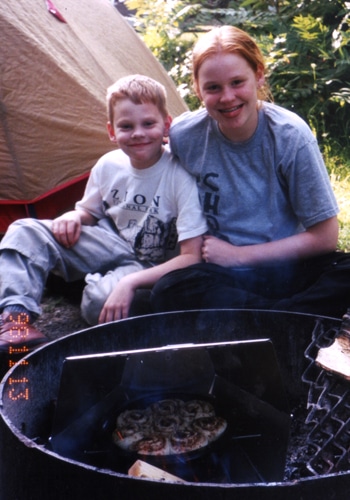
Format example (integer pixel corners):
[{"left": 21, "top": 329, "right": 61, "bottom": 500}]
[{"left": 128, "top": 460, "right": 186, "bottom": 483}]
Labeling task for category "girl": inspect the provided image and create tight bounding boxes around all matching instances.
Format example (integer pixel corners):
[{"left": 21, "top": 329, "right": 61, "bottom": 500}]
[{"left": 151, "top": 25, "right": 350, "bottom": 318}]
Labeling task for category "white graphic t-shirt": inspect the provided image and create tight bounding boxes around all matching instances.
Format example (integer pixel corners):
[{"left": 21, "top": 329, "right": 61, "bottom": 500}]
[{"left": 76, "top": 148, "right": 207, "bottom": 263}]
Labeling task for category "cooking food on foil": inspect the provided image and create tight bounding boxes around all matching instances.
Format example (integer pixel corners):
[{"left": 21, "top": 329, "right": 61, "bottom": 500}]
[{"left": 112, "top": 398, "right": 227, "bottom": 455}]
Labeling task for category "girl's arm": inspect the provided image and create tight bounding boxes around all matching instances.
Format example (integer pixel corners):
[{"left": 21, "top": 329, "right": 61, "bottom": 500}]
[
  {"left": 202, "top": 216, "right": 339, "bottom": 267},
  {"left": 98, "top": 235, "right": 203, "bottom": 323}
]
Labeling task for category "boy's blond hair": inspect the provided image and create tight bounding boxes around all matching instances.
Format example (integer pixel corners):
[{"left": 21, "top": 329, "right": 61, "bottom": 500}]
[{"left": 107, "top": 74, "right": 169, "bottom": 124}]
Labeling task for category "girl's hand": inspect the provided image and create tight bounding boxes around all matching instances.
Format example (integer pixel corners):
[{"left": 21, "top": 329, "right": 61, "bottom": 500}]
[
  {"left": 202, "top": 217, "right": 339, "bottom": 268},
  {"left": 202, "top": 234, "right": 239, "bottom": 266}
]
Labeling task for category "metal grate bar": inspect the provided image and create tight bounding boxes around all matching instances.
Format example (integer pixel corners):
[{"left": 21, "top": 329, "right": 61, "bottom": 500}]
[{"left": 302, "top": 320, "right": 350, "bottom": 476}]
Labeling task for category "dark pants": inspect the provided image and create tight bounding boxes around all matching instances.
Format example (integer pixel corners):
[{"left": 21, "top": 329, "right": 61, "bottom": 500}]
[{"left": 151, "top": 251, "right": 350, "bottom": 319}]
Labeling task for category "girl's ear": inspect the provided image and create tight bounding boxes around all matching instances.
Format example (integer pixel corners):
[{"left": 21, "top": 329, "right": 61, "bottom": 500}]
[
  {"left": 194, "top": 82, "right": 202, "bottom": 101},
  {"left": 163, "top": 115, "right": 172, "bottom": 137},
  {"left": 256, "top": 64, "right": 265, "bottom": 88},
  {"left": 107, "top": 122, "right": 117, "bottom": 143}
]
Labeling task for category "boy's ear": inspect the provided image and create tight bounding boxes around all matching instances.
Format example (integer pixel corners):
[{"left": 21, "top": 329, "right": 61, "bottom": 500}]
[
  {"left": 107, "top": 122, "right": 117, "bottom": 143},
  {"left": 163, "top": 115, "right": 172, "bottom": 137}
]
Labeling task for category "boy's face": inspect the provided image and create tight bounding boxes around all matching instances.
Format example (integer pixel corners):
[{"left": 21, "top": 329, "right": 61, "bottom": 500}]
[{"left": 107, "top": 99, "right": 171, "bottom": 169}]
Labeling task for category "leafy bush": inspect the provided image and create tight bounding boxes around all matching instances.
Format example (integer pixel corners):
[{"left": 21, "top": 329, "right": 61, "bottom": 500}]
[
  {"left": 125, "top": 0, "right": 350, "bottom": 248},
  {"left": 126, "top": 0, "right": 350, "bottom": 152},
  {"left": 261, "top": 1, "right": 350, "bottom": 149}
]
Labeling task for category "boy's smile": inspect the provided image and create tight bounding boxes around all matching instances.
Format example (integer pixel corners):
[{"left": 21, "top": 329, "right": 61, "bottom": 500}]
[{"left": 108, "top": 99, "right": 171, "bottom": 169}]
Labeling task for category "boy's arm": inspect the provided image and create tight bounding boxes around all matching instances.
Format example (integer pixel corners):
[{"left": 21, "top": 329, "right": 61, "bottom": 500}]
[
  {"left": 51, "top": 208, "right": 97, "bottom": 248},
  {"left": 98, "top": 235, "right": 204, "bottom": 323}
]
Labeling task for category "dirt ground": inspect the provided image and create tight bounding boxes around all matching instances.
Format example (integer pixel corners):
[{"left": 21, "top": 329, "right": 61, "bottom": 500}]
[
  {"left": 34, "top": 276, "right": 88, "bottom": 341},
  {"left": 34, "top": 275, "right": 152, "bottom": 341}
]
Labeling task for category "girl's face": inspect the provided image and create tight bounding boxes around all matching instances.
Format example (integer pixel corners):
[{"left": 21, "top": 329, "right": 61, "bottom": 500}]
[
  {"left": 108, "top": 99, "right": 171, "bottom": 169},
  {"left": 196, "top": 52, "right": 264, "bottom": 142}
]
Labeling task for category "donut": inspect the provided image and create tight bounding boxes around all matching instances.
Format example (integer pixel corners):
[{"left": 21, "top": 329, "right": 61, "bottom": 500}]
[
  {"left": 112, "top": 423, "right": 144, "bottom": 451},
  {"left": 116, "top": 408, "right": 150, "bottom": 428},
  {"left": 112, "top": 397, "right": 226, "bottom": 456},
  {"left": 192, "top": 416, "right": 227, "bottom": 442},
  {"left": 132, "top": 433, "right": 170, "bottom": 456},
  {"left": 153, "top": 414, "right": 182, "bottom": 434},
  {"left": 151, "top": 399, "right": 184, "bottom": 416},
  {"left": 169, "top": 428, "right": 208, "bottom": 454},
  {"left": 180, "top": 399, "right": 215, "bottom": 419}
]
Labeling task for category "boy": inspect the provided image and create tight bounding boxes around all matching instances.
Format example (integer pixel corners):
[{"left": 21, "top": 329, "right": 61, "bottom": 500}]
[{"left": 0, "top": 75, "right": 207, "bottom": 352}]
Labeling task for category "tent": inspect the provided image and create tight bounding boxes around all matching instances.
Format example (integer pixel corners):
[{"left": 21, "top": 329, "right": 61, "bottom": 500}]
[{"left": 0, "top": 0, "right": 187, "bottom": 234}]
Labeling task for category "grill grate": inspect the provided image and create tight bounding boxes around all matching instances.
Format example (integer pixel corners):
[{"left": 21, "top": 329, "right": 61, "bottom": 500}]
[{"left": 302, "top": 320, "right": 350, "bottom": 476}]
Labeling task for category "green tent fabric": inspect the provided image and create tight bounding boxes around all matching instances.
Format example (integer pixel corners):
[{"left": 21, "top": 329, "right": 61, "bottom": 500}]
[{"left": 0, "top": 0, "right": 187, "bottom": 233}]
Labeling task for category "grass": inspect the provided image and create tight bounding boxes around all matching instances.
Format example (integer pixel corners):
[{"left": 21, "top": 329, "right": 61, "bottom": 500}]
[
  {"left": 326, "top": 142, "right": 350, "bottom": 252},
  {"left": 331, "top": 173, "right": 350, "bottom": 252}
]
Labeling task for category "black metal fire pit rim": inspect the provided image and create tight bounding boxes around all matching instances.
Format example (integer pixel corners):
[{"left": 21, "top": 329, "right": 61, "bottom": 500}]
[
  {"left": 1, "top": 398, "right": 350, "bottom": 494},
  {"left": 0, "top": 308, "right": 341, "bottom": 386},
  {"left": 1, "top": 309, "right": 349, "bottom": 499}
]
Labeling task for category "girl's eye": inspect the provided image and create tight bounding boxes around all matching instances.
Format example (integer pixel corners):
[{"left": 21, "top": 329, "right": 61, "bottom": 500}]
[
  {"left": 205, "top": 84, "right": 220, "bottom": 92},
  {"left": 231, "top": 79, "right": 243, "bottom": 87}
]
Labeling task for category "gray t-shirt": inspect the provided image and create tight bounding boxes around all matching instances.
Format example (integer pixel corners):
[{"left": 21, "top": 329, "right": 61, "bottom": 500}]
[{"left": 169, "top": 102, "right": 338, "bottom": 246}]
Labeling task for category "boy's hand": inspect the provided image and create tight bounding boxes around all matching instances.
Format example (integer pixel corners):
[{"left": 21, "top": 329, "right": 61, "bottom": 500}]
[
  {"left": 99, "top": 277, "right": 136, "bottom": 324},
  {"left": 51, "top": 210, "right": 82, "bottom": 248}
]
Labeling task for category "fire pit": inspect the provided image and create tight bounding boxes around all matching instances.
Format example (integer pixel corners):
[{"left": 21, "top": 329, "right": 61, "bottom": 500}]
[
  {"left": 49, "top": 339, "right": 290, "bottom": 484},
  {"left": 0, "top": 309, "right": 349, "bottom": 499}
]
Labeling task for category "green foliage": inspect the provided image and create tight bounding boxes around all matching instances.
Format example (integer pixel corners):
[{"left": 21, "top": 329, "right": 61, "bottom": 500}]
[
  {"left": 126, "top": 0, "right": 199, "bottom": 106},
  {"left": 262, "top": 3, "right": 350, "bottom": 150},
  {"left": 126, "top": 0, "right": 350, "bottom": 152},
  {"left": 124, "top": 0, "right": 350, "bottom": 249},
  {"left": 327, "top": 145, "right": 350, "bottom": 251}
]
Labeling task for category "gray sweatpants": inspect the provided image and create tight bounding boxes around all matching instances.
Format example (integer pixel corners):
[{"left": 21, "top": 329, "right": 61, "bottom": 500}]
[{"left": 0, "top": 218, "right": 151, "bottom": 325}]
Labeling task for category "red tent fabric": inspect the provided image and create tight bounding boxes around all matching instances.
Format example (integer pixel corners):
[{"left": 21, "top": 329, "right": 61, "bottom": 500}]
[{"left": 0, "top": 0, "right": 187, "bottom": 234}]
